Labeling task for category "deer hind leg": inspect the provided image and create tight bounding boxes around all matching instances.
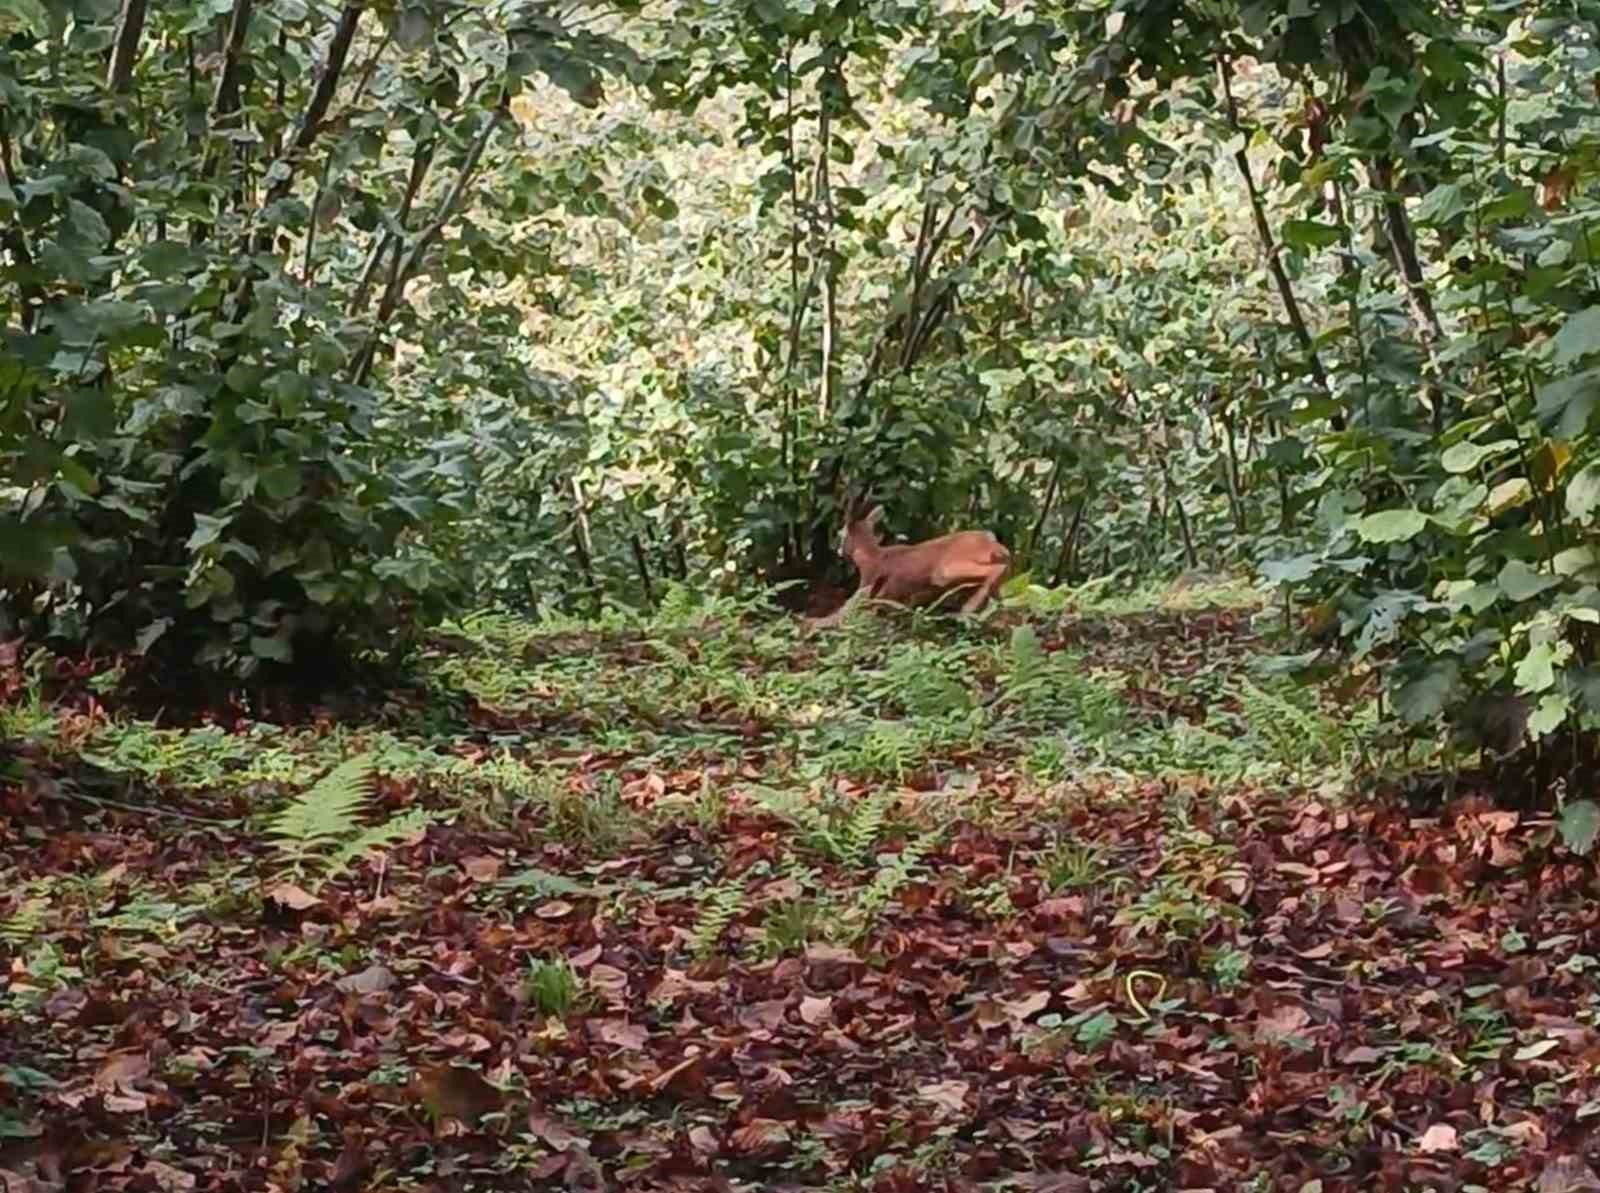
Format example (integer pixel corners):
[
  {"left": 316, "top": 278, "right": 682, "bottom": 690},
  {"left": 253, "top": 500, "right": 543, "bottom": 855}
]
[{"left": 959, "top": 564, "right": 1008, "bottom": 614}]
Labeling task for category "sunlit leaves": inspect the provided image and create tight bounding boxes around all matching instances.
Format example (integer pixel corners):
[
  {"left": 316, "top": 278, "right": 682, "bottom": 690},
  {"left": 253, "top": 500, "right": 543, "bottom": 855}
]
[
  {"left": 1353, "top": 509, "right": 1426, "bottom": 544},
  {"left": 1560, "top": 800, "right": 1600, "bottom": 857},
  {"left": 1551, "top": 306, "right": 1600, "bottom": 369}
]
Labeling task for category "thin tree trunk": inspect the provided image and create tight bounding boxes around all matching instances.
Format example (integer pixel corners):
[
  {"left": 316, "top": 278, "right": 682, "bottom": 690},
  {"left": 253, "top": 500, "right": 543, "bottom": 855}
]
[
  {"left": 106, "top": 0, "right": 147, "bottom": 92},
  {"left": 258, "top": 4, "right": 364, "bottom": 219},
  {"left": 1218, "top": 55, "right": 1344, "bottom": 432},
  {"left": 1219, "top": 407, "right": 1247, "bottom": 536},
  {"left": 209, "top": 0, "right": 253, "bottom": 127},
  {"left": 1159, "top": 448, "right": 1199, "bottom": 569},
  {"left": 807, "top": 62, "right": 841, "bottom": 572},
  {"left": 569, "top": 478, "right": 600, "bottom": 608},
  {"left": 1026, "top": 454, "right": 1062, "bottom": 564},
  {"left": 349, "top": 140, "right": 435, "bottom": 315},
  {"left": 629, "top": 534, "right": 655, "bottom": 606},
  {"left": 1051, "top": 494, "right": 1091, "bottom": 587},
  {"left": 351, "top": 101, "right": 505, "bottom": 385},
  {"left": 1373, "top": 157, "right": 1449, "bottom": 434}
]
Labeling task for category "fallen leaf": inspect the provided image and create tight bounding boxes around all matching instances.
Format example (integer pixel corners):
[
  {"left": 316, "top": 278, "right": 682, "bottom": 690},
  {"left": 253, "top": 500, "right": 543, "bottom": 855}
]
[
  {"left": 799, "top": 995, "right": 833, "bottom": 1025},
  {"left": 1417, "top": 1123, "right": 1457, "bottom": 1153},
  {"left": 267, "top": 883, "right": 321, "bottom": 910},
  {"left": 94, "top": 1051, "right": 149, "bottom": 1093},
  {"left": 460, "top": 855, "right": 503, "bottom": 882},
  {"left": 596, "top": 1019, "right": 648, "bottom": 1051},
  {"left": 729, "top": 1119, "right": 790, "bottom": 1155},
  {"left": 140, "top": 1160, "right": 195, "bottom": 1191},
  {"left": 526, "top": 1110, "right": 584, "bottom": 1149},
  {"left": 415, "top": 1064, "right": 502, "bottom": 1124},
  {"left": 335, "top": 964, "right": 394, "bottom": 995},
  {"left": 1540, "top": 1155, "right": 1600, "bottom": 1193},
  {"left": 917, "top": 1079, "right": 970, "bottom": 1115}
]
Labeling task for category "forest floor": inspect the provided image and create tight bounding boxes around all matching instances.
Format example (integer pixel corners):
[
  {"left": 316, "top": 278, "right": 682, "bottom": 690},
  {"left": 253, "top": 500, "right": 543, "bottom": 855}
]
[{"left": 3, "top": 579, "right": 1599, "bottom": 1193}]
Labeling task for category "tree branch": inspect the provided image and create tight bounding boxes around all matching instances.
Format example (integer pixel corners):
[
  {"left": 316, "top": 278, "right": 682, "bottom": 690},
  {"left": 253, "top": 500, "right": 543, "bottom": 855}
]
[
  {"left": 349, "top": 138, "right": 435, "bottom": 315},
  {"left": 350, "top": 102, "right": 506, "bottom": 385},
  {"left": 210, "top": 0, "right": 254, "bottom": 125},
  {"left": 106, "top": 0, "right": 148, "bottom": 93},
  {"left": 1218, "top": 55, "right": 1344, "bottom": 432},
  {"left": 0, "top": 118, "right": 42, "bottom": 333},
  {"left": 260, "top": 3, "right": 364, "bottom": 218}
]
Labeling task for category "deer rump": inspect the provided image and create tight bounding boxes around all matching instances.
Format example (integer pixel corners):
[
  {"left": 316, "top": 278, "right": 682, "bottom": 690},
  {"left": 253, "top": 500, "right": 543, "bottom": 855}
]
[
  {"left": 860, "top": 533, "right": 1010, "bottom": 607},
  {"left": 844, "top": 509, "right": 1012, "bottom": 615}
]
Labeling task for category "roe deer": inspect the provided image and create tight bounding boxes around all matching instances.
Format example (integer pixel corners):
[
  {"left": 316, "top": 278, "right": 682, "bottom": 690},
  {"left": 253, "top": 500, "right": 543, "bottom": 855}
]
[{"left": 829, "top": 505, "right": 1011, "bottom": 621}]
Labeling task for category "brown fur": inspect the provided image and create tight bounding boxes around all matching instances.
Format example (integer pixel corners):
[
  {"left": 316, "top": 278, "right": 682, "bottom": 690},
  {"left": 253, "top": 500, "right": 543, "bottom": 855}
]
[{"left": 834, "top": 506, "right": 1011, "bottom": 618}]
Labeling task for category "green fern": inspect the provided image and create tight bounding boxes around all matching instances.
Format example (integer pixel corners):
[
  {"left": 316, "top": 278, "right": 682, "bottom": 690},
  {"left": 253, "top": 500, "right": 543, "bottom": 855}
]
[
  {"left": 855, "top": 721, "right": 922, "bottom": 782},
  {"left": 0, "top": 898, "right": 48, "bottom": 945},
  {"left": 838, "top": 795, "right": 888, "bottom": 868},
  {"left": 841, "top": 830, "right": 939, "bottom": 940},
  {"left": 1234, "top": 679, "right": 1346, "bottom": 769},
  {"left": 267, "top": 755, "right": 432, "bottom": 887},
  {"left": 688, "top": 880, "right": 745, "bottom": 959},
  {"left": 324, "top": 808, "right": 435, "bottom": 880}
]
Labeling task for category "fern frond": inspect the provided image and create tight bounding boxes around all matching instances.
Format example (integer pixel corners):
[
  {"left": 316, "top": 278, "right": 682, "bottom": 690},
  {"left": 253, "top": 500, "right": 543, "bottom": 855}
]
[
  {"left": 324, "top": 807, "right": 434, "bottom": 880},
  {"left": 842, "top": 796, "right": 887, "bottom": 868},
  {"left": 267, "top": 755, "right": 374, "bottom": 849},
  {"left": 688, "top": 881, "right": 745, "bottom": 959},
  {"left": 0, "top": 898, "right": 48, "bottom": 944}
]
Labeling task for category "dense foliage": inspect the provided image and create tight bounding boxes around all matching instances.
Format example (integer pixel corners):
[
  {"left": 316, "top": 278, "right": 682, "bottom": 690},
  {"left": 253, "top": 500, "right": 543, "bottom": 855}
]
[{"left": 5, "top": 0, "right": 1600, "bottom": 777}]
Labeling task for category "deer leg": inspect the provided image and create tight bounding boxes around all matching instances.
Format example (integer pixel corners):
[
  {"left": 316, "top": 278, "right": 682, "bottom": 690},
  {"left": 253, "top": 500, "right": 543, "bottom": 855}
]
[{"left": 959, "top": 566, "right": 1006, "bottom": 614}]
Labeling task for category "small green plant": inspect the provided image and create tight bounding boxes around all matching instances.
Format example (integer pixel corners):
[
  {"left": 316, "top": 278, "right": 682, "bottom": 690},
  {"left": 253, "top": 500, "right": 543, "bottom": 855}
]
[
  {"left": 1041, "top": 840, "right": 1107, "bottom": 892},
  {"left": 1024, "top": 736, "right": 1070, "bottom": 781},
  {"left": 758, "top": 897, "right": 826, "bottom": 957},
  {"left": 841, "top": 831, "right": 939, "bottom": 939},
  {"left": 265, "top": 755, "right": 433, "bottom": 890},
  {"left": 0, "top": 897, "right": 48, "bottom": 946},
  {"left": 804, "top": 795, "right": 889, "bottom": 868},
  {"left": 1205, "top": 944, "right": 1251, "bottom": 991},
  {"left": 524, "top": 957, "right": 582, "bottom": 1016},
  {"left": 688, "top": 880, "right": 745, "bottom": 960},
  {"left": 1114, "top": 874, "right": 1241, "bottom": 942},
  {"left": 852, "top": 720, "right": 925, "bottom": 782}
]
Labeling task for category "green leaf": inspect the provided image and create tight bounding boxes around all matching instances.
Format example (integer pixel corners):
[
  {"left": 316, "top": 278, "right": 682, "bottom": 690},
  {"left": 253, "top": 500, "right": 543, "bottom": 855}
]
[
  {"left": 1440, "top": 439, "right": 1515, "bottom": 474},
  {"left": 1568, "top": 465, "right": 1600, "bottom": 522},
  {"left": 251, "top": 634, "right": 294, "bottom": 663},
  {"left": 1354, "top": 509, "right": 1426, "bottom": 544},
  {"left": 1514, "top": 641, "right": 1559, "bottom": 694},
  {"left": 395, "top": 4, "right": 431, "bottom": 48},
  {"left": 1528, "top": 692, "right": 1570, "bottom": 739},
  {"left": 1394, "top": 659, "right": 1459, "bottom": 723},
  {"left": 1281, "top": 220, "right": 1342, "bottom": 250},
  {"left": 1413, "top": 182, "right": 1469, "bottom": 225},
  {"left": 1552, "top": 306, "right": 1600, "bottom": 369},
  {"left": 1497, "top": 559, "right": 1561, "bottom": 602},
  {"left": 134, "top": 618, "right": 172, "bottom": 655},
  {"left": 1560, "top": 800, "right": 1600, "bottom": 856},
  {"left": 0, "top": 518, "right": 58, "bottom": 578},
  {"left": 0, "top": 0, "right": 50, "bottom": 36},
  {"left": 1554, "top": 546, "right": 1600, "bottom": 576},
  {"left": 1486, "top": 477, "right": 1532, "bottom": 516},
  {"left": 186, "top": 513, "right": 231, "bottom": 552},
  {"left": 1260, "top": 554, "right": 1318, "bottom": 584},
  {"left": 1536, "top": 370, "right": 1600, "bottom": 437},
  {"left": 260, "top": 465, "right": 303, "bottom": 502}
]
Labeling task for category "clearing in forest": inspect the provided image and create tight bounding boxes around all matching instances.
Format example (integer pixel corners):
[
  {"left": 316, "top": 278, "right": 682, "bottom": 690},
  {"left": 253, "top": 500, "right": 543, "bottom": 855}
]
[{"left": 2, "top": 580, "right": 1595, "bottom": 1192}]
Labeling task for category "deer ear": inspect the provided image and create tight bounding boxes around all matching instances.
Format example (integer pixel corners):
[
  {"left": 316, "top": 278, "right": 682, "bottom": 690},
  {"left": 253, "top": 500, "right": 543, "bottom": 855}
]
[{"left": 866, "top": 505, "right": 884, "bottom": 526}]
